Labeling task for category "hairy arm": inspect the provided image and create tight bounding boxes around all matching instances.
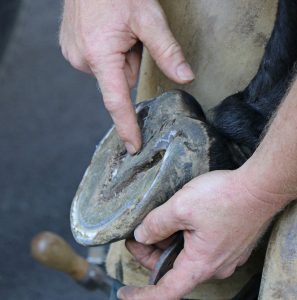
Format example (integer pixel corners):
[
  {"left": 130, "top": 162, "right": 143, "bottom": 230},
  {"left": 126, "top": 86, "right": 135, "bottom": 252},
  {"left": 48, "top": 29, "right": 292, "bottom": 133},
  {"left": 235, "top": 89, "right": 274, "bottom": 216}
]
[{"left": 118, "top": 81, "right": 297, "bottom": 300}]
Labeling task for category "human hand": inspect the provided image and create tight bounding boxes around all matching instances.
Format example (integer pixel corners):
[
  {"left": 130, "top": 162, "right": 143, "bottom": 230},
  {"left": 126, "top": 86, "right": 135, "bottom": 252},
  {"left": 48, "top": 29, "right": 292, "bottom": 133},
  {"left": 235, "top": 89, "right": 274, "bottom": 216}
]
[
  {"left": 59, "top": 0, "right": 194, "bottom": 154},
  {"left": 117, "top": 169, "right": 282, "bottom": 300}
]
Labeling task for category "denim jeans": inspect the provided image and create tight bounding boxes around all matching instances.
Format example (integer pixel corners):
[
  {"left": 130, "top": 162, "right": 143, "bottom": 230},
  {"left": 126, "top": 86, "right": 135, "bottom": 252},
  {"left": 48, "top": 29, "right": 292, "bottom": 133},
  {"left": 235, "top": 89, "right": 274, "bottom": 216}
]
[{"left": 109, "top": 280, "right": 124, "bottom": 300}]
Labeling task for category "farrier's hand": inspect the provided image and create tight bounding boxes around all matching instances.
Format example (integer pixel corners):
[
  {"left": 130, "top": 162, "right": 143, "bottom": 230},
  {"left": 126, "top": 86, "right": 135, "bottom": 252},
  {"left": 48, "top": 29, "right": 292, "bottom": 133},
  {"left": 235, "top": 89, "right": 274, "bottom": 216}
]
[
  {"left": 59, "top": 0, "right": 194, "bottom": 154},
  {"left": 118, "top": 169, "right": 282, "bottom": 300}
]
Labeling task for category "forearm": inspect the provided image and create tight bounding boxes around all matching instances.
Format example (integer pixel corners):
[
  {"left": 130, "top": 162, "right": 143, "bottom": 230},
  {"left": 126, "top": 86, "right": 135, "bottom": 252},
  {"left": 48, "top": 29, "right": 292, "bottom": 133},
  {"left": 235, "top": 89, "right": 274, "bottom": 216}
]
[{"left": 240, "top": 78, "right": 297, "bottom": 210}]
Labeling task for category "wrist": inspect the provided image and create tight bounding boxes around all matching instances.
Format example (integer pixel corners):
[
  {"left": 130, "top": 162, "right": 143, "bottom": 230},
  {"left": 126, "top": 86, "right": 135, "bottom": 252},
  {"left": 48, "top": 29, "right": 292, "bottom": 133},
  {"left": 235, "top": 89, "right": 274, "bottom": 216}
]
[{"left": 235, "top": 164, "right": 294, "bottom": 217}]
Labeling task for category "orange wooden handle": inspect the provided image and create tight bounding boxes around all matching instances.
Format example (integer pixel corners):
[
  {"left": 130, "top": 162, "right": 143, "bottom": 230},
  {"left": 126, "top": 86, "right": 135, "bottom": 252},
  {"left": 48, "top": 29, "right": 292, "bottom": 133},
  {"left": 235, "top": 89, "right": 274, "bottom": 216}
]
[{"left": 31, "top": 231, "right": 89, "bottom": 281}]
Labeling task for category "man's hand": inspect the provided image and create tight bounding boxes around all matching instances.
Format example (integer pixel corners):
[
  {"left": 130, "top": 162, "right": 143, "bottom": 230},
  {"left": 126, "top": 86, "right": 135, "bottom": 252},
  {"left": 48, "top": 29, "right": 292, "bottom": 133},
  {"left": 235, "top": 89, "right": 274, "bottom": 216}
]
[
  {"left": 117, "top": 169, "right": 281, "bottom": 300},
  {"left": 59, "top": 0, "right": 194, "bottom": 154},
  {"left": 118, "top": 78, "right": 297, "bottom": 299}
]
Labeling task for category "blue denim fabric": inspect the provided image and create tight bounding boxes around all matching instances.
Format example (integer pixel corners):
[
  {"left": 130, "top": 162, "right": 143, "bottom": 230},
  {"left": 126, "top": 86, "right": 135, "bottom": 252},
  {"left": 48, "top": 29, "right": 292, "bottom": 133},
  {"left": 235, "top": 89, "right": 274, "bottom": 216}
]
[{"left": 109, "top": 280, "right": 124, "bottom": 300}]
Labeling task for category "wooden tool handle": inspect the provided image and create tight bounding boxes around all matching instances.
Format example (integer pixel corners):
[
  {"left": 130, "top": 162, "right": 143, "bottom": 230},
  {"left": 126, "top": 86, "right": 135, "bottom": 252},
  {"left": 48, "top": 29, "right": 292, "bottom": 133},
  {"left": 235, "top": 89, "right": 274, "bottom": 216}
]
[{"left": 31, "top": 231, "right": 89, "bottom": 281}]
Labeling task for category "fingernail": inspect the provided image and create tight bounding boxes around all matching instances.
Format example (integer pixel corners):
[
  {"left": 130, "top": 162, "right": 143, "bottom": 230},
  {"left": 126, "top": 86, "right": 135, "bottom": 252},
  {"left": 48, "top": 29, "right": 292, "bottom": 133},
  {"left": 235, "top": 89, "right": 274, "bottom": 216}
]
[
  {"left": 134, "top": 225, "right": 145, "bottom": 243},
  {"left": 117, "top": 287, "right": 134, "bottom": 299},
  {"left": 117, "top": 289, "right": 123, "bottom": 299},
  {"left": 176, "top": 63, "right": 195, "bottom": 81},
  {"left": 125, "top": 142, "right": 136, "bottom": 155}
]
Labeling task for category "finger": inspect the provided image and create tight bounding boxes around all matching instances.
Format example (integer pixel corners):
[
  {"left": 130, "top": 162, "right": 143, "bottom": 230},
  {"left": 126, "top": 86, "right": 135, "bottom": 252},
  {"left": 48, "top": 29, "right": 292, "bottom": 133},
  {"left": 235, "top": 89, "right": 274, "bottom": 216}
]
[
  {"left": 124, "top": 43, "right": 143, "bottom": 88},
  {"left": 125, "top": 236, "right": 176, "bottom": 270},
  {"left": 134, "top": 190, "right": 190, "bottom": 244},
  {"left": 155, "top": 235, "right": 176, "bottom": 250},
  {"left": 118, "top": 249, "right": 212, "bottom": 300},
  {"left": 135, "top": 8, "right": 194, "bottom": 84},
  {"left": 92, "top": 56, "right": 142, "bottom": 154},
  {"left": 134, "top": 205, "right": 180, "bottom": 244},
  {"left": 125, "top": 240, "right": 162, "bottom": 270}
]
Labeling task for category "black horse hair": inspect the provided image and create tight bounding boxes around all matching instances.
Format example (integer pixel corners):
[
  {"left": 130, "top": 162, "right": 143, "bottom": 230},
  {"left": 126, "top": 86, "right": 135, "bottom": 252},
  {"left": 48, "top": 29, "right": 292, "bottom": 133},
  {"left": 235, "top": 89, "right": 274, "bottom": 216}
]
[{"left": 208, "top": 0, "right": 297, "bottom": 168}]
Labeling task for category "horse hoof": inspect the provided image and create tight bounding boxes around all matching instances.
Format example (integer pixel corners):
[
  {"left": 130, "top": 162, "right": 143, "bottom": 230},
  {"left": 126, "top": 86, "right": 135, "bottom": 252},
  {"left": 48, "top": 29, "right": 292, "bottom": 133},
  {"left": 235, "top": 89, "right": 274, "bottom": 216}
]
[{"left": 70, "top": 90, "right": 229, "bottom": 246}]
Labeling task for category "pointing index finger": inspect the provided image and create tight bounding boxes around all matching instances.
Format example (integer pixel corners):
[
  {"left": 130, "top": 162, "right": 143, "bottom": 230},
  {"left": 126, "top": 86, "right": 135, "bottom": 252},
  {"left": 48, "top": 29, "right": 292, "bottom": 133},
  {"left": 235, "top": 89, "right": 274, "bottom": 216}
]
[{"left": 92, "top": 61, "right": 141, "bottom": 154}]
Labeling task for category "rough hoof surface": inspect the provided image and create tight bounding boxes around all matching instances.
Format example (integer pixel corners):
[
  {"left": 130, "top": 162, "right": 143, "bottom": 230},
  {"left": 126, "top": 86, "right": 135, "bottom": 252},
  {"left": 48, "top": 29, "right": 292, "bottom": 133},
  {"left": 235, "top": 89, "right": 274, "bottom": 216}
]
[{"left": 71, "top": 90, "right": 217, "bottom": 246}]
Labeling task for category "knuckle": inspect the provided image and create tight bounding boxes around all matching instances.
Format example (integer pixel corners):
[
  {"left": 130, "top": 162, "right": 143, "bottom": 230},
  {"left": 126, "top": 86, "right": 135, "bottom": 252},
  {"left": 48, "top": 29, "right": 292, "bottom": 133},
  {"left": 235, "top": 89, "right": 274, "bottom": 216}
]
[
  {"left": 155, "top": 41, "right": 182, "bottom": 62},
  {"left": 215, "top": 266, "right": 236, "bottom": 279},
  {"left": 171, "top": 197, "right": 186, "bottom": 220},
  {"left": 238, "top": 253, "right": 250, "bottom": 266},
  {"left": 80, "top": 37, "right": 106, "bottom": 68},
  {"left": 171, "top": 187, "right": 193, "bottom": 221},
  {"left": 145, "top": 215, "right": 162, "bottom": 235},
  {"left": 68, "top": 54, "right": 85, "bottom": 71}
]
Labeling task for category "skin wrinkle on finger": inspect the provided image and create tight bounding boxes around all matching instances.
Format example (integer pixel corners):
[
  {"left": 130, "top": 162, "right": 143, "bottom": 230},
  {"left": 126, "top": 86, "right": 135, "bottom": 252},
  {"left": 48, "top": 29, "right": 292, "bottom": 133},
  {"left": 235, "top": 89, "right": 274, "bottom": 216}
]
[
  {"left": 152, "top": 39, "right": 183, "bottom": 64},
  {"left": 142, "top": 37, "right": 193, "bottom": 83},
  {"left": 84, "top": 29, "right": 137, "bottom": 57},
  {"left": 81, "top": 38, "right": 136, "bottom": 72},
  {"left": 75, "top": 2, "right": 136, "bottom": 54},
  {"left": 70, "top": 1, "right": 140, "bottom": 81}
]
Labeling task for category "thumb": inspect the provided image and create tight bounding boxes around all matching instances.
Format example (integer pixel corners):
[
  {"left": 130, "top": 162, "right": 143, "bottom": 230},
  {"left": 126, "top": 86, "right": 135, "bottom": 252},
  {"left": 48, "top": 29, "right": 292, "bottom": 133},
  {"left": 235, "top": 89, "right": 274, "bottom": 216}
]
[
  {"left": 135, "top": 10, "right": 195, "bottom": 84},
  {"left": 118, "top": 250, "right": 211, "bottom": 300},
  {"left": 134, "top": 194, "right": 186, "bottom": 244}
]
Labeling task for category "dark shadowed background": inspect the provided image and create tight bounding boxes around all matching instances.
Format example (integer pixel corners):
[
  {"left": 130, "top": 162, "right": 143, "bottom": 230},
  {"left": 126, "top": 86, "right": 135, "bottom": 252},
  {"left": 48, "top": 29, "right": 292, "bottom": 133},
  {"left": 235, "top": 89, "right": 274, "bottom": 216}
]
[{"left": 0, "top": 1, "right": 115, "bottom": 299}]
